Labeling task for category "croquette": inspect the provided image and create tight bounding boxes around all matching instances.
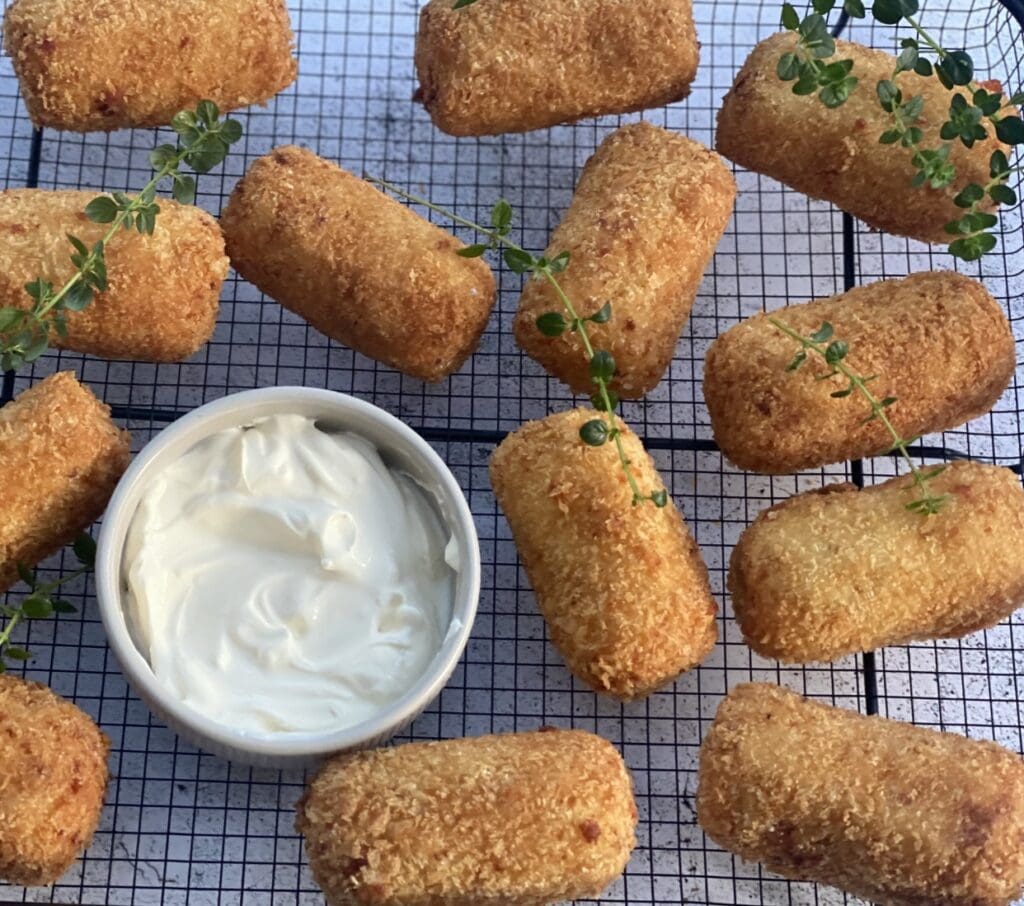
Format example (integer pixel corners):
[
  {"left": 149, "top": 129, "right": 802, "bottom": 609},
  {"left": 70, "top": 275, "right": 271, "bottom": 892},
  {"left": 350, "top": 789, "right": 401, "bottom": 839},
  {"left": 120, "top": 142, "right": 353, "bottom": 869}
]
[
  {"left": 515, "top": 123, "right": 736, "bottom": 398},
  {"left": 0, "top": 674, "right": 109, "bottom": 886},
  {"left": 221, "top": 146, "right": 497, "bottom": 382},
  {"left": 296, "top": 729, "right": 637, "bottom": 906},
  {"left": 697, "top": 683, "right": 1024, "bottom": 906},
  {"left": 415, "top": 0, "right": 699, "bottom": 136},
  {"left": 3, "top": 0, "right": 296, "bottom": 131},
  {"left": 0, "top": 189, "right": 228, "bottom": 362},
  {"left": 0, "top": 372, "right": 130, "bottom": 593},
  {"left": 729, "top": 461, "right": 1024, "bottom": 663},
  {"left": 716, "top": 34, "right": 1012, "bottom": 243},
  {"left": 490, "top": 408, "right": 717, "bottom": 698},
  {"left": 704, "top": 271, "right": 1014, "bottom": 474}
]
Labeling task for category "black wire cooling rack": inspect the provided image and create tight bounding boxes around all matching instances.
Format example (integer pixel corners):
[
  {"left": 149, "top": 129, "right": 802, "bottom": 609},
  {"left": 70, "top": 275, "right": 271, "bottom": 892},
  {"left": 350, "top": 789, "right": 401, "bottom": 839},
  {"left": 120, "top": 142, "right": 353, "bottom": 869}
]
[{"left": 1, "top": 1, "right": 1023, "bottom": 904}]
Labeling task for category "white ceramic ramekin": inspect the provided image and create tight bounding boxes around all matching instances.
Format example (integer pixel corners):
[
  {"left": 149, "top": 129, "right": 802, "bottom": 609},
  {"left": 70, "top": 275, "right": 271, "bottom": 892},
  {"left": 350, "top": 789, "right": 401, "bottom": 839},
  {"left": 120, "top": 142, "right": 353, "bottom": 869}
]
[{"left": 96, "top": 387, "right": 480, "bottom": 769}]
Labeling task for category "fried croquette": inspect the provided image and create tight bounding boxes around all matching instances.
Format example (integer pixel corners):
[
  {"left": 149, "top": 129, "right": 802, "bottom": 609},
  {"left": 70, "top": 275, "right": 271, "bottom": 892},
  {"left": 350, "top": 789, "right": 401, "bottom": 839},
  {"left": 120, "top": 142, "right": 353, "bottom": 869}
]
[
  {"left": 296, "top": 729, "right": 638, "bottom": 906},
  {"left": 697, "top": 683, "right": 1024, "bottom": 906},
  {"left": 415, "top": 0, "right": 699, "bottom": 136},
  {"left": 3, "top": 0, "right": 296, "bottom": 132},
  {"left": 490, "top": 409, "right": 717, "bottom": 698},
  {"left": 0, "top": 189, "right": 228, "bottom": 362},
  {"left": 221, "top": 146, "right": 497, "bottom": 382},
  {"left": 729, "top": 461, "right": 1024, "bottom": 663},
  {"left": 704, "top": 271, "right": 1014, "bottom": 474},
  {"left": 0, "top": 372, "right": 130, "bottom": 593},
  {"left": 716, "top": 34, "right": 1012, "bottom": 243},
  {"left": 0, "top": 674, "right": 109, "bottom": 886},
  {"left": 515, "top": 123, "right": 735, "bottom": 398}
]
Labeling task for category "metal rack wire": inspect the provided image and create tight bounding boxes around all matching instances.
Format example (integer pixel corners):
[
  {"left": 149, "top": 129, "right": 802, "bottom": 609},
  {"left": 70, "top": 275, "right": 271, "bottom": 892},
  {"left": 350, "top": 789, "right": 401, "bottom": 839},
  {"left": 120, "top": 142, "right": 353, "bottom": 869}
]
[{"left": 0, "top": 1, "right": 1022, "bottom": 904}]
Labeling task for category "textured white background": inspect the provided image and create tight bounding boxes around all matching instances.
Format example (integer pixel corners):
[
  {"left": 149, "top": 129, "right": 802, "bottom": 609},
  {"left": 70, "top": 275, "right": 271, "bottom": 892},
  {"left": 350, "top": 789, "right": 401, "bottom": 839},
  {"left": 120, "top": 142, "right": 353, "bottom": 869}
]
[{"left": 0, "top": 0, "right": 1022, "bottom": 904}]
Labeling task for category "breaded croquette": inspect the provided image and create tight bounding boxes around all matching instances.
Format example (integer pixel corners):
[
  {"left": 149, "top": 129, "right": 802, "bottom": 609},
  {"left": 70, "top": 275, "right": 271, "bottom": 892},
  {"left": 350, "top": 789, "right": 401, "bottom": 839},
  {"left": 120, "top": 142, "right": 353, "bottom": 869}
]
[
  {"left": 4, "top": 0, "right": 296, "bottom": 132},
  {"left": 717, "top": 34, "right": 1011, "bottom": 243},
  {"left": 729, "top": 461, "right": 1024, "bottom": 663},
  {"left": 221, "top": 146, "right": 497, "bottom": 382},
  {"left": 697, "top": 684, "right": 1024, "bottom": 906},
  {"left": 515, "top": 123, "right": 735, "bottom": 398},
  {"left": 415, "top": 0, "right": 699, "bottom": 136},
  {"left": 490, "top": 409, "right": 717, "bottom": 698},
  {"left": 704, "top": 272, "right": 1014, "bottom": 473},
  {"left": 0, "top": 373, "right": 130, "bottom": 593},
  {"left": 0, "top": 675, "right": 109, "bottom": 886},
  {"left": 0, "top": 190, "right": 228, "bottom": 362},
  {"left": 296, "top": 729, "right": 637, "bottom": 906}
]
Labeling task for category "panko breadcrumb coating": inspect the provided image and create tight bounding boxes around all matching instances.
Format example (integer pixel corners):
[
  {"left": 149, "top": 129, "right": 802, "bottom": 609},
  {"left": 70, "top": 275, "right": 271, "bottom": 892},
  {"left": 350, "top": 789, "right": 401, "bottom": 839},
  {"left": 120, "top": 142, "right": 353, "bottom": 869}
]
[
  {"left": 0, "top": 372, "right": 130, "bottom": 593},
  {"left": 0, "top": 190, "right": 228, "bottom": 362},
  {"left": 729, "top": 461, "right": 1024, "bottom": 663},
  {"left": 704, "top": 271, "right": 1014, "bottom": 474},
  {"left": 0, "top": 674, "right": 109, "bottom": 886},
  {"left": 3, "top": 0, "right": 296, "bottom": 132},
  {"left": 296, "top": 729, "right": 637, "bottom": 906},
  {"left": 415, "top": 0, "right": 699, "bottom": 136},
  {"left": 221, "top": 146, "right": 497, "bottom": 382},
  {"left": 716, "top": 34, "right": 1011, "bottom": 243},
  {"left": 490, "top": 409, "right": 717, "bottom": 698},
  {"left": 515, "top": 123, "right": 735, "bottom": 398},
  {"left": 697, "top": 683, "right": 1024, "bottom": 906}
]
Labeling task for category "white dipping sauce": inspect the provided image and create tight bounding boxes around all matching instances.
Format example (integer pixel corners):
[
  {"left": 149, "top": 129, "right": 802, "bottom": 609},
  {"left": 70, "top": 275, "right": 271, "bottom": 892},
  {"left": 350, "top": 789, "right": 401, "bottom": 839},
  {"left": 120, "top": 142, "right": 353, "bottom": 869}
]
[{"left": 122, "top": 414, "right": 457, "bottom": 737}]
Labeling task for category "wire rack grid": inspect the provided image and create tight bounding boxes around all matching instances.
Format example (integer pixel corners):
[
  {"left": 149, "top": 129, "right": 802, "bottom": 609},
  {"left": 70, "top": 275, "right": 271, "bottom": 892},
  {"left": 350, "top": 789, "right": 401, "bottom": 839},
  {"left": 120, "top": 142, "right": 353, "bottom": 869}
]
[{"left": 0, "top": 1, "right": 1023, "bottom": 904}]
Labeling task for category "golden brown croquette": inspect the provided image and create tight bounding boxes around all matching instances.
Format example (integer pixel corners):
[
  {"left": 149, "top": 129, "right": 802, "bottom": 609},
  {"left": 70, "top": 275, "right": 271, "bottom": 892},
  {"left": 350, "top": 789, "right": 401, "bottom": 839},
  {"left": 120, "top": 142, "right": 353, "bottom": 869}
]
[
  {"left": 697, "top": 683, "right": 1024, "bottom": 906},
  {"left": 0, "top": 372, "right": 130, "bottom": 593},
  {"left": 221, "top": 146, "right": 497, "bottom": 383},
  {"left": 415, "top": 0, "right": 700, "bottom": 136},
  {"left": 3, "top": 0, "right": 296, "bottom": 131},
  {"left": 0, "top": 674, "right": 109, "bottom": 886},
  {"left": 515, "top": 122, "right": 736, "bottom": 398},
  {"left": 704, "top": 271, "right": 1014, "bottom": 474},
  {"left": 0, "top": 190, "right": 228, "bottom": 362},
  {"left": 296, "top": 729, "right": 637, "bottom": 906},
  {"left": 716, "top": 34, "right": 1011, "bottom": 243},
  {"left": 728, "top": 461, "right": 1024, "bottom": 663},
  {"left": 490, "top": 409, "right": 717, "bottom": 698}
]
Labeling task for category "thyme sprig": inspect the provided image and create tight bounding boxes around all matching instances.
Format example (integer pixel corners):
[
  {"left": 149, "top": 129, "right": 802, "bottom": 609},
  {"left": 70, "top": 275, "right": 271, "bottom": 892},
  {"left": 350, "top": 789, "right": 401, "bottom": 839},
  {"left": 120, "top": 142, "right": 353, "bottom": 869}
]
[
  {"left": 0, "top": 101, "right": 243, "bottom": 373},
  {"left": 0, "top": 533, "right": 96, "bottom": 671},
  {"left": 366, "top": 175, "right": 666, "bottom": 508},
  {"left": 771, "top": 317, "right": 949, "bottom": 514},
  {"left": 777, "top": 0, "right": 1024, "bottom": 260}
]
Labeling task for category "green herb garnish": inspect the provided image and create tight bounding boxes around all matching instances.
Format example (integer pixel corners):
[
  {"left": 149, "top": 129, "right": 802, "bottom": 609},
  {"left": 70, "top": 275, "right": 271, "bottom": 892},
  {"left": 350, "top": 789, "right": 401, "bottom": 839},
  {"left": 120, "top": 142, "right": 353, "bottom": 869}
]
[
  {"left": 367, "top": 176, "right": 666, "bottom": 508},
  {"left": 771, "top": 317, "right": 949, "bottom": 514},
  {"left": 777, "top": 0, "right": 1023, "bottom": 260},
  {"left": 0, "top": 533, "right": 96, "bottom": 670},
  {"left": 0, "top": 100, "right": 243, "bottom": 373}
]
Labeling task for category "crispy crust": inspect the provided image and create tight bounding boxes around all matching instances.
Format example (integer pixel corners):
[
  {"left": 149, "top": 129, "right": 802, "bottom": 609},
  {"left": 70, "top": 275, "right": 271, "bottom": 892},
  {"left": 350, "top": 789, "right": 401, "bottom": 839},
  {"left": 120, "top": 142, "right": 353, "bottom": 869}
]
[
  {"left": 3, "top": 0, "right": 296, "bottom": 131},
  {"left": 489, "top": 408, "right": 717, "bottom": 698},
  {"left": 0, "top": 189, "right": 227, "bottom": 362},
  {"left": 415, "top": 0, "right": 699, "bottom": 136},
  {"left": 0, "top": 674, "right": 109, "bottom": 886},
  {"left": 704, "top": 271, "right": 1014, "bottom": 473},
  {"left": 728, "top": 461, "right": 1024, "bottom": 663},
  {"left": 697, "top": 683, "right": 1024, "bottom": 906},
  {"left": 515, "top": 123, "right": 735, "bottom": 397},
  {"left": 716, "top": 34, "right": 1011, "bottom": 243},
  {"left": 221, "top": 146, "right": 497, "bottom": 382},
  {"left": 0, "top": 372, "right": 130, "bottom": 592},
  {"left": 296, "top": 729, "right": 638, "bottom": 906}
]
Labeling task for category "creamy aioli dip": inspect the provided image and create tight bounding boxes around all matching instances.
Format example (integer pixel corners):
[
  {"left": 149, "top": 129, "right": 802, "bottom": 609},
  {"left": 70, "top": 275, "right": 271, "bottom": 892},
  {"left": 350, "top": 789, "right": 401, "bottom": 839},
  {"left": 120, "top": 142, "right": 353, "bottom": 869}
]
[{"left": 122, "top": 413, "right": 456, "bottom": 737}]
